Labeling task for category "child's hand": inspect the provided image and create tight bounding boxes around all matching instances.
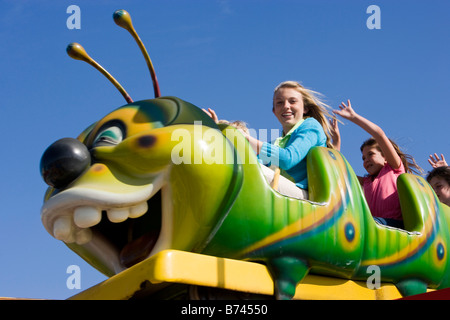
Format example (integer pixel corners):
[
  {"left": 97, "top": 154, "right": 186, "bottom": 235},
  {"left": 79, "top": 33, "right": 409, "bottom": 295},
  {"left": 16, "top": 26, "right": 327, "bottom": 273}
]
[
  {"left": 333, "top": 100, "right": 357, "bottom": 121},
  {"left": 202, "top": 108, "right": 219, "bottom": 123},
  {"left": 329, "top": 117, "right": 341, "bottom": 151},
  {"left": 329, "top": 117, "right": 340, "bottom": 137},
  {"left": 428, "top": 153, "right": 448, "bottom": 168}
]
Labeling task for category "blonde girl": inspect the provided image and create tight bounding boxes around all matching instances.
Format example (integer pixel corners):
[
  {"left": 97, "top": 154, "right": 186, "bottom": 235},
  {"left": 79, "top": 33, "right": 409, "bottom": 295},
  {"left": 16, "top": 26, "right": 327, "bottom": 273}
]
[{"left": 241, "top": 81, "right": 336, "bottom": 198}]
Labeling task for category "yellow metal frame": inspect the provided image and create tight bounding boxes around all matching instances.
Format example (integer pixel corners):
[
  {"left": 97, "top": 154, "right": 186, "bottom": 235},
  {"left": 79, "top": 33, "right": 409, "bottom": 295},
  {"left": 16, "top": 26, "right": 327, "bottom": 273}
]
[{"left": 69, "top": 250, "right": 406, "bottom": 300}]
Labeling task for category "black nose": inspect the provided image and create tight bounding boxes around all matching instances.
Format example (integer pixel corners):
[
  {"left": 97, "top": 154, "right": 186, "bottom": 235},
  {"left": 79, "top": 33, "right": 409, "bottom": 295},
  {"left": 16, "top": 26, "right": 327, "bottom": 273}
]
[{"left": 40, "top": 138, "right": 91, "bottom": 189}]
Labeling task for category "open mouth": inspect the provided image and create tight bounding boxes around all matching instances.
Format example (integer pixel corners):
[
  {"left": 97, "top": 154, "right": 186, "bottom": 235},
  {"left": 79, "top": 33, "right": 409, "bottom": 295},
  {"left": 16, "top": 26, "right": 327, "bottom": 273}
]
[
  {"left": 41, "top": 173, "right": 169, "bottom": 270},
  {"left": 281, "top": 112, "right": 294, "bottom": 119},
  {"left": 94, "top": 190, "right": 162, "bottom": 268}
]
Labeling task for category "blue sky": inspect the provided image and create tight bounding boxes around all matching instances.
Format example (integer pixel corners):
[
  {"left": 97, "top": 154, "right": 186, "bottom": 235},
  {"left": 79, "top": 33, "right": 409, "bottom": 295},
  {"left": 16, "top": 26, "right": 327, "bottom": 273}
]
[{"left": 0, "top": 0, "right": 448, "bottom": 299}]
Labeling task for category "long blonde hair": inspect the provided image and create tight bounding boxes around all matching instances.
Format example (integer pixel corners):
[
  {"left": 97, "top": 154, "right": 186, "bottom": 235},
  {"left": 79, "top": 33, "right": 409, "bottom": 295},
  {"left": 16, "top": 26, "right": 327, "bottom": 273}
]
[{"left": 273, "top": 81, "right": 335, "bottom": 149}]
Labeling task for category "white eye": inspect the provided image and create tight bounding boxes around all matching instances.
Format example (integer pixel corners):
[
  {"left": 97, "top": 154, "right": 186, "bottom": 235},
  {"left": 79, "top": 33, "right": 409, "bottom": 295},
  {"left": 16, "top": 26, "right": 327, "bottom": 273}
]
[{"left": 93, "top": 126, "right": 123, "bottom": 146}]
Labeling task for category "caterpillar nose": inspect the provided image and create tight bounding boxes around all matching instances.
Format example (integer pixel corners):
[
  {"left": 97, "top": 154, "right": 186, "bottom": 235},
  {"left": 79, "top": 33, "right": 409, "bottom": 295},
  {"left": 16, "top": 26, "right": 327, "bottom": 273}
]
[{"left": 40, "top": 138, "right": 91, "bottom": 189}]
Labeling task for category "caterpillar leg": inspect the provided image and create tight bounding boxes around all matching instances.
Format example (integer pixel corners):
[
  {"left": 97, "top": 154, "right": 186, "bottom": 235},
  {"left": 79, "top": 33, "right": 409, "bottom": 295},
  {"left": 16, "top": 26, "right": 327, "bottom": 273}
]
[
  {"left": 268, "top": 257, "right": 309, "bottom": 300},
  {"left": 395, "top": 279, "right": 428, "bottom": 297}
]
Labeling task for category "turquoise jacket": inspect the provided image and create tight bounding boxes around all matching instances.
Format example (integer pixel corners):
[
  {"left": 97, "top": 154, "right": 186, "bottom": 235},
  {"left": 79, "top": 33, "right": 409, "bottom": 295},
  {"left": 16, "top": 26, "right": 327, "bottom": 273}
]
[{"left": 259, "top": 117, "right": 327, "bottom": 189}]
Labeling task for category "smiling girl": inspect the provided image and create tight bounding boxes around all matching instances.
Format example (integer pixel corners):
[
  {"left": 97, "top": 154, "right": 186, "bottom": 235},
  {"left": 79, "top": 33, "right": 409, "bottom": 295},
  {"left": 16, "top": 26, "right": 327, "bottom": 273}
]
[
  {"left": 333, "top": 100, "right": 423, "bottom": 228},
  {"left": 240, "top": 81, "right": 335, "bottom": 199},
  {"left": 205, "top": 81, "right": 335, "bottom": 199}
]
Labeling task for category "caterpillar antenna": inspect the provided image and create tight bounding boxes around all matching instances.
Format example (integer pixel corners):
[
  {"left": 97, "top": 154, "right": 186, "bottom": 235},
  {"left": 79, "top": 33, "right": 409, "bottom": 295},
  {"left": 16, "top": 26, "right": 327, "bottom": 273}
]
[
  {"left": 113, "top": 9, "right": 161, "bottom": 98},
  {"left": 66, "top": 43, "right": 133, "bottom": 103}
]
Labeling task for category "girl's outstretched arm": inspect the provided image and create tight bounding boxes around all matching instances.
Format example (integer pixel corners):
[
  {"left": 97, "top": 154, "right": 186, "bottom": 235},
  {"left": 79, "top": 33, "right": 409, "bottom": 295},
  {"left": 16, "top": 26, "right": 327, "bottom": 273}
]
[
  {"left": 333, "top": 100, "right": 402, "bottom": 170},
  {"left": 245, "top": 134, "right": 263, "bottom": 154}
]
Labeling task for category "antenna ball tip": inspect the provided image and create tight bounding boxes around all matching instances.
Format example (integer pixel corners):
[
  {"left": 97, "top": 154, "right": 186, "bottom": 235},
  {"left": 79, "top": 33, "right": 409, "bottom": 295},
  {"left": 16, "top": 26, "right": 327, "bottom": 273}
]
[
  {"left": 113, "top": 9, "right": 133, "bottom": 29},
  {"left": 66, "top": 43, "right": 90, "bottom": 61}
]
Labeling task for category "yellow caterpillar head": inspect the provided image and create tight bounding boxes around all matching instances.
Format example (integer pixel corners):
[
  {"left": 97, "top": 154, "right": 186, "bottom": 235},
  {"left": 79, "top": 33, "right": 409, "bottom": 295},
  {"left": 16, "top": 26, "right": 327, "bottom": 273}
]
[
  {"left": 41, "top": 97, "right": 242, "bottom": 275},
  {"left": 39, "top": 10, "right": 242, "bottom": 276}
]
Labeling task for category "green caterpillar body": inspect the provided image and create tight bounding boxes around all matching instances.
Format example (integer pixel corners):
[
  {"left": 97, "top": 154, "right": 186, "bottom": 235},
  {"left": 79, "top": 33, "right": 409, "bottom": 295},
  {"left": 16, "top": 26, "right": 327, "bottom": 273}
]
[{"left": 40, "top": 98, "right": 450, "bottom": 299}]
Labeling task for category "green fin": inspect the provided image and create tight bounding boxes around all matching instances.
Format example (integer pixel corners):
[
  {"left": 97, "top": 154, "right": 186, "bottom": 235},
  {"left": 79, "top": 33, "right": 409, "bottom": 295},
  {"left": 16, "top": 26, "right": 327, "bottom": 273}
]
[
  {"left": 268, "top": 257, "right": 309, "bottom": 300},
  {"left": 395, "top": 279, "right": 428, "bottom": 297}
]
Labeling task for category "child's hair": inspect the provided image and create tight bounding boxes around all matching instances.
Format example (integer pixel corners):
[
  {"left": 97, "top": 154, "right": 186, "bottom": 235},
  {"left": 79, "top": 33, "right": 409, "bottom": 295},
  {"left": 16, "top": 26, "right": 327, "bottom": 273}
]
[
  {"left": 217, "top": 119, "right": 230, "bottom": 125},
  {"left": 229, "top": 120, "right": 249, "bottom": 135},
  {"left": 427, "top": 166, "right": 450, "bottom": 184},
  {"left": 273, "top": 81, "right": 335, "bottom": 149},
  {"left": 219, "top": 119, "right": 250, "bottom": 135},
  {"left": 360, "top": 137, "right": 424, "bottom": 175}
]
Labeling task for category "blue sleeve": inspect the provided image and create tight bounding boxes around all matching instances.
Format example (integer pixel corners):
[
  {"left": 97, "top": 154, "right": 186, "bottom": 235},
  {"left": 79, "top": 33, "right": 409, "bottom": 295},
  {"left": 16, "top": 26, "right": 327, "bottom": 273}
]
[{"left": 259, "top": 119, "right": 324, "bottom": 170}]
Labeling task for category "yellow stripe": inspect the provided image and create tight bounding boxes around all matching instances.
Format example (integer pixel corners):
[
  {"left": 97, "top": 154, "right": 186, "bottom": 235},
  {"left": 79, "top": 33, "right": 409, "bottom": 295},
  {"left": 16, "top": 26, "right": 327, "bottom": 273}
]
[
  {"left": 240, "top": 196, "right": 341, "bottom": 256},
  {"left": 362, "top": 204, "right": 436, "bottom": 266}
]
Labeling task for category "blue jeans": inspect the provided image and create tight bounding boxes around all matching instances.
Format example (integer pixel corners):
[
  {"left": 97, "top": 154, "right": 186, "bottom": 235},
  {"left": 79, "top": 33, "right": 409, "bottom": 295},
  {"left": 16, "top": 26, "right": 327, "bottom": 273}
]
[{"left": 373, "top": 217, "right": 404, "bottom": 229}]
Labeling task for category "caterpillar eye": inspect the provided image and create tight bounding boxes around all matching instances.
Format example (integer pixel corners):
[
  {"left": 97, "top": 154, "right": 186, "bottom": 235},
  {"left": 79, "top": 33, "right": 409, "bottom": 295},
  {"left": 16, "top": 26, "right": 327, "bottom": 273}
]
[{"left": 93, "top": 125, "right": 124, "bottom": 147}]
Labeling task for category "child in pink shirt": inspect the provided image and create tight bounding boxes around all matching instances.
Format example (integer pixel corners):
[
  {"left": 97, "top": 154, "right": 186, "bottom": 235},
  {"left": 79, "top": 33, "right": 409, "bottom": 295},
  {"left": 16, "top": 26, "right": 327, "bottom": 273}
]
[
  {"left": 333, "top": 100, "right": 423, "bottom": 228},
  {"left": 362, "top": 142, "right": 405, "bottom": 226}
]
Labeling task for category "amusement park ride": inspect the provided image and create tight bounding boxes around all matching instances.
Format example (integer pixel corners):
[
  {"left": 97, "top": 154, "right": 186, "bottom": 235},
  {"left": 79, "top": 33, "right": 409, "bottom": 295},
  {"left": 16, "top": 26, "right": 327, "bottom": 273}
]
[{"left": 38, "top": 10, "right": 450, "bottom": 300}]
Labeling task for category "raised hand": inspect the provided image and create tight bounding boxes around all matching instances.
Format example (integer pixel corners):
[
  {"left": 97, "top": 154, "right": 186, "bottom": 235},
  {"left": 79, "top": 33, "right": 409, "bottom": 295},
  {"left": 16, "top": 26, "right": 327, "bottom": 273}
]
[
  {"left": 332, "top": 99, "right": 403, "bottom": 171},
  {"left": 428, "top": 153, "right": 448, "bottom": 168},
  {"left": 329, "top": 117, "right": 341, "bottom": 151},
  {"left": 202, "top": 107, "right": 219, "bottom": 124},
  {"left": 333, "top": 99, "right": 357, "bottom": 121}
]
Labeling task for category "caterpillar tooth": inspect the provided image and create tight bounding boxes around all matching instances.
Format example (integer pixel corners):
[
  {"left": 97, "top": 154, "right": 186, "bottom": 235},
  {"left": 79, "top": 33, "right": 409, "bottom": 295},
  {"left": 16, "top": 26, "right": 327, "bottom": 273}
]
[
  {"left": 53, "top": 216, "right": 73, "bottom": 241},
  {"left": 107, "top": 208, "right": 130, "bottom": 223},
  {"left": 75, "top": 228, "right": 92, "bottom": 245},
  {"left": 74, "top": 206, "right": 102, "bottom": 228},
  {"left": 129, "top": 202, "right": 148, "bottom": 218},
  {"left": 64, "top": 232, "right": 76, "bottom": 244}
]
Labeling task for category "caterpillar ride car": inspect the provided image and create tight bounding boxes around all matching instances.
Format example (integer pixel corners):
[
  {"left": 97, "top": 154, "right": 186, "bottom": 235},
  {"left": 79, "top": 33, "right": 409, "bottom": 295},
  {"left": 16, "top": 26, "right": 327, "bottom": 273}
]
[{"left": 39, "top": 10, "right": 450, "bottom": 300}]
